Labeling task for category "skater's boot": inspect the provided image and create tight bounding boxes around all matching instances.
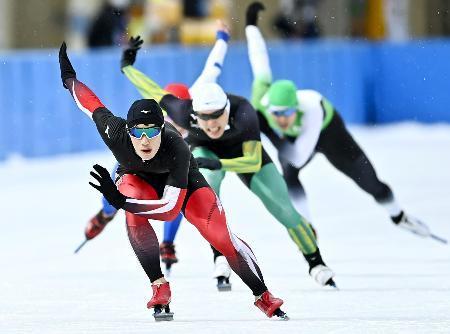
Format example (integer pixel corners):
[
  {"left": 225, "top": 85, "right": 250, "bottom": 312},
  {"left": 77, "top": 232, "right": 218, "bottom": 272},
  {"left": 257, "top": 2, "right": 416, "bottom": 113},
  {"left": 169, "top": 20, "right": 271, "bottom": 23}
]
[
  {"left": 147, "top": 282, "right": 171, "bottom": 309},
  {"left": 213, "top": 255, "right": 232, "bottom": 291},
  {"left": 254, "top": 291, "right": 288, "bottom": 320},
  {"left": 305, "top": 250, "right": 337, "bottom": 288},
  {"left": 147, "top": 282, "right": 173, "bottom": 321},
  {"left": 159, "top": 242, "right": 178, "bottom": 270},
  {"left": 392, "top": 211, "right": 431, "bottom": 237},
  {"left": 310, "top": 264, "right": 336, "bottom": 288},
  {"left": 85, "top": 209, "right": 115, "bottom": 240}
]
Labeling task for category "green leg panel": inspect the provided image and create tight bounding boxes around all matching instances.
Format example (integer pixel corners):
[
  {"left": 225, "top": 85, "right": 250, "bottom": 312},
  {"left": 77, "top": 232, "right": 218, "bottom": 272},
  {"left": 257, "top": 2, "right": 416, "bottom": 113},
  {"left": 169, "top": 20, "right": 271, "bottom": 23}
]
[
  {"left": 250, "top": 163, "right": 317, "bottom": 255},
  {"left": 192, "top": 147, "right": 225, "bottom": 196}
]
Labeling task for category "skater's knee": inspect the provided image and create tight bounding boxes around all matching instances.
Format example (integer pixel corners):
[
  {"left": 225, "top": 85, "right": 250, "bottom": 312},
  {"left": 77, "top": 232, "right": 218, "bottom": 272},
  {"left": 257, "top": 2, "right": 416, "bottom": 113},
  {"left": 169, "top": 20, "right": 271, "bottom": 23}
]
[{"left": 118, "top": 174, "right": 158, "bottom": 200}]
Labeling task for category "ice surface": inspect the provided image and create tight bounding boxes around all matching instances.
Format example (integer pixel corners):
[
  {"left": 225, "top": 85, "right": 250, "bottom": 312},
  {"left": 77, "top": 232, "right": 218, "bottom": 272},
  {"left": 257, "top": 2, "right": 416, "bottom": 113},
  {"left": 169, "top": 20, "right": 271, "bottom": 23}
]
[{"left": 1, "top": 123, "right": 449, "bottom": 333}]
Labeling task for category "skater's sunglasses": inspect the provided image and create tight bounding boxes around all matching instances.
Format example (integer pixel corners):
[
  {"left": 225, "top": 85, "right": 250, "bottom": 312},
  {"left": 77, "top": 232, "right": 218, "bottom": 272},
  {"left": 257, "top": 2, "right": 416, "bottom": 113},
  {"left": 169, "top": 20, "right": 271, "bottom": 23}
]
[
  {"left": 128, "top": 125, "right": 163, "bottom": 139},
  {"left": 270, "top": 107, "right": 297, "bottom": 117},
  {"left": 194, "top": 105, "right": 227, "bottom": 121}
]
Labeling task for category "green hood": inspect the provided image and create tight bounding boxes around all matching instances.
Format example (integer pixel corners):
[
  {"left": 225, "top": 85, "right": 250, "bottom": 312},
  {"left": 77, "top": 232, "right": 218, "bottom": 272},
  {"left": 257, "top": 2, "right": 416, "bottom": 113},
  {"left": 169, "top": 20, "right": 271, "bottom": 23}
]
[{"left": 267, "top": 80, "right": 298, "bottom": 109}]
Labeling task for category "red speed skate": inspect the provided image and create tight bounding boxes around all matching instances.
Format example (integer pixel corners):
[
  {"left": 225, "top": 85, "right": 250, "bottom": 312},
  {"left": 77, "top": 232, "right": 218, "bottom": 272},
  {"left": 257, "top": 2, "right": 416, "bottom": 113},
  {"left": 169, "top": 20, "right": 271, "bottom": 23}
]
[
  {"left": 147, "top": 282, "right": 174, "bottom": 321},
  {"left": 159, "top": 242, "right": 178, "bottom": 273},
  {"left": 85, "top": 210, "right": 115, "bottom": 240},
  {"left": 254, "top": 291, "right": 289, "bottom": 320}
]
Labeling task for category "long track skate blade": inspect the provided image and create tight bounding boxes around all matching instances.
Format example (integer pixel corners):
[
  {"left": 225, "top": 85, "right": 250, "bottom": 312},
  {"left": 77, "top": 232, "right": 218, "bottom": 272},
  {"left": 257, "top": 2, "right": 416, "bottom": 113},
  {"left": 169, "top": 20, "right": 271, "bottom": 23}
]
[
  {"left": 153, "top": 305, "right": 174, "bottom": 322},
  {"left": 165, "top": 265, "right": 172, "bottom": 278},
  {"left": 430, "top": 233, "right": 448, "bottom": 244},
  {"left": 273, "top": 308, "right": 289, "bottom": 321},
  {"left": 216, "top": 277, "right": 232, "bottom": 292},
  {"left": 326, "top": 278, "right": 339, "bottom": 290},
  {"left": 217, "top": 283, "right": 232, "bottom": 292},
  {"left": 74, "top": 239, "right": 88, "bottom": 254}
]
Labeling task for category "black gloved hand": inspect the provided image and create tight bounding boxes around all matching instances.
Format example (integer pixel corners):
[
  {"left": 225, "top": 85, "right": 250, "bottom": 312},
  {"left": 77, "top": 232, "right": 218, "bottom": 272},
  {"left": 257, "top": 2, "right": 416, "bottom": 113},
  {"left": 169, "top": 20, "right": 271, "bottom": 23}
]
[
  {"left": 121, "top": 36, "right": 144, "bottom": 70},
  {"left": 246, "top": 2, "right": 265, "bottom": 26},
  {"left": 59, "top": 42, "right": 76, "bottom": 89},
  {"left": 89, "top": 164, "right": 126, "bottom": 209},
  {"left": 195, "top": 157, "right": 222, "bottom": 170}
]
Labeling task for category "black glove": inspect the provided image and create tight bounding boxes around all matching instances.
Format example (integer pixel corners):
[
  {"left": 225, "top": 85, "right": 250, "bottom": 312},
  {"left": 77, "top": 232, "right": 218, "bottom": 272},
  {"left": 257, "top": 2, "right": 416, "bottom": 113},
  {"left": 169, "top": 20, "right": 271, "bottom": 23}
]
[
  {"left": 195, "top": 157, "right": 222, "bottom": 170},
  {"left": 121, "top": 36, "right": 144, "bottom": 70},
  {"left": 59, "top": 42, "right": 76, "bottom": 89},
  {"left": 89, "top": 164, "right": 126, "bottom": 209},
  {"left": 246, "top": 2, "right": 265, "bottom": 26}
]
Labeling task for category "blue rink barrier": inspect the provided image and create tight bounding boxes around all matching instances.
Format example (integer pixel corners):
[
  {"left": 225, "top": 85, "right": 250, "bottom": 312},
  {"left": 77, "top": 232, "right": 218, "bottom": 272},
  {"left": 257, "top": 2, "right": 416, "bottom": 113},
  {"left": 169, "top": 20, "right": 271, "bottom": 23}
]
[{"left": 0, "top": 39, "right": 449, "bottom": 160}]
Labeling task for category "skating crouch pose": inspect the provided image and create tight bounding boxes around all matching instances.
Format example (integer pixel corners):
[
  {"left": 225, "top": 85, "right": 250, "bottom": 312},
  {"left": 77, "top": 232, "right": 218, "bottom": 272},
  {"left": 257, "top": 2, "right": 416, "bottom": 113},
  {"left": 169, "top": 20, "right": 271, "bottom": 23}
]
[
  {"left": 245, "top": 2, "right": 435, "bottom": 240},
  {"left": 120, "top": 40, "right": 337, "bottom": 289},
  {"left": 59, "top": 42, "right": 288, "bottom": 321},
  {"left": 82, "top": 21, "right": 232, "bottom": 275}
]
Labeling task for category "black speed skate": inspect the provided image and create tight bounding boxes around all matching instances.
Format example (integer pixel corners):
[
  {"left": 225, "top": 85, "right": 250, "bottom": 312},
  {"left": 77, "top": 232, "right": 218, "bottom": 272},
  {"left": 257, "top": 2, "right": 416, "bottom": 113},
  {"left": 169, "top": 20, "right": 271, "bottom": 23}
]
[
  {"left": 213, "top": 256, "right": 232, "bottom": 291},
  {"left": 216, "top": 276, "right": 231, "bottom": 292}
]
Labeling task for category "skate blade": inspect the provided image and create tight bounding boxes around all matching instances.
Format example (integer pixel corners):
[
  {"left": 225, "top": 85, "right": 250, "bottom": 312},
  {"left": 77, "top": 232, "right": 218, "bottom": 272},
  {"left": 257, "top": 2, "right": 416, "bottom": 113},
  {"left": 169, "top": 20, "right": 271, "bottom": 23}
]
[
  {"left": 430, "top": 233, "right": 448, "bottom": 244},
  {"left": 216, "top": 277, "right": 232, "bottom": 292},
  {"left": 153, "top": 305, "right": 174, "bottom": 322},
  {"left": 273, "top": 308, "right": 289, "bottom": 321},
  {"left": 326, "top": 278, "right": 339, "bottom": 290},
  {"left": 216, "top": 283, "right": 232, "bottom": 292},
  {"left": 154, "top": 312, "right": 174, "bottom": 321}
]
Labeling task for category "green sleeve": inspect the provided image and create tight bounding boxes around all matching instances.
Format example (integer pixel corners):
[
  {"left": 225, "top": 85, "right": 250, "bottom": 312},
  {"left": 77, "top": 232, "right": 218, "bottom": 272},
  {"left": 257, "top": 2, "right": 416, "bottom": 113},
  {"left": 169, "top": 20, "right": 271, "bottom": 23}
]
[
  {"left": 219, "top": 140, "right": 262, "bottom": 174},
  {"left": 122, "top": 65, "right": 168, "bottom": 103},
  {"left": 251, "top": 75, "right": 271, "bottom": 112},
  {"left": 320, "top": 97, "right": 335, "bottom": 130}
]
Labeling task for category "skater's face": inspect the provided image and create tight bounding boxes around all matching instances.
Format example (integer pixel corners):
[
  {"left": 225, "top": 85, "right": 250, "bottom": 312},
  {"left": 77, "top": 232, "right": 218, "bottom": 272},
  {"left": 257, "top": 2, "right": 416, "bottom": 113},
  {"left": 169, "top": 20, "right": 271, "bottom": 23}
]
[
  {"left": 196, "top": 109, "right": 229, "bottom": 139},
  {"left": 129, "top": 123, "right": 162, "bottom": 160},
  {"left": 272, "top": 110, "right": 297, "bottom": 130}
]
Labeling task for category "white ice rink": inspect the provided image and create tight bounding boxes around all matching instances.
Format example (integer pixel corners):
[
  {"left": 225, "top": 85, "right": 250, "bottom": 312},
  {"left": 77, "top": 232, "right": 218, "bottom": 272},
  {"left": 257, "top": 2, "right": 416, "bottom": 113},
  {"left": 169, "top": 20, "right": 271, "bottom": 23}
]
[{"left": 1, "top": 123, "right": 449, "bottom": 334}]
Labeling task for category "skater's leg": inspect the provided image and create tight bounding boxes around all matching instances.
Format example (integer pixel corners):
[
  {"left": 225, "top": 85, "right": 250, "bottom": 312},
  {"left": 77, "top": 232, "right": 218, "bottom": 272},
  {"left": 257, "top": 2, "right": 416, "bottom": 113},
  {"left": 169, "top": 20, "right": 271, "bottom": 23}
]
[
  {"left": 243, "top": 162, "right": 318, "bottom": 255},
  {"left": 160, "top": 213, "right": 183, "bottom": 270},
  {"left": 278, "top": 156, "right": 312, "bottom": 221},
  {"left": 183, "top": 186, "right": 267, "bottom": 296},
  {"left": 118, "top": 174, "right": 164, "bottom": 282},
  {"left": 317, "top": 112, "right": 432, "bottom": 236},
  {"left": 163, "top": 213, "right": 183, "bottom": 243},
  {"left": 192, "top": 147, "right": 228, "bottom": 268},
  {"left": 317, "top": 112, "right": 401, "bottom": 218}
]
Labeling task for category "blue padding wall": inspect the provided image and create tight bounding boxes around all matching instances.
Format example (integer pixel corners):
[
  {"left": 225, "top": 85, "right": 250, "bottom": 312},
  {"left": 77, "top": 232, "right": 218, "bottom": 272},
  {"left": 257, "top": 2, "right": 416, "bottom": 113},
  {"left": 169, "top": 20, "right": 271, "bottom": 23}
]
[
  {"left": 372, "top": 40, "right": 450, "bottom": 123},
  {"left": 0, "top": 39, "right": 449, "bottom": 159}
]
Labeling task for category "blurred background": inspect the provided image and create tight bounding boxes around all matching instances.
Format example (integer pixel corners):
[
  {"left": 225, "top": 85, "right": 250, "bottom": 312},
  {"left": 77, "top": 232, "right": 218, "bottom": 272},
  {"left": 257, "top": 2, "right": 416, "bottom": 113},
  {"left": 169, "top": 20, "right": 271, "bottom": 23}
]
[
  {"left": 1, "top": 0, "right": 450, "bottom": 48},
  {"left": 0, "top": 0, "right": 449, "bottom": 159}
]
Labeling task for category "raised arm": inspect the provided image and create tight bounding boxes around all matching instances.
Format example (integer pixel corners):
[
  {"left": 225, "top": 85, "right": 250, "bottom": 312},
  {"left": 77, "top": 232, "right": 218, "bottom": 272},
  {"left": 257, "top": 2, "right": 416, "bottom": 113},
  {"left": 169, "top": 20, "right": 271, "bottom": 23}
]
[
  {"left": 245, "top": 2, "right": 272, "bottom": 111},
  {"left": 190, "top": 20, "right": 230, "bottom": 91},
  {"left": 120, "top": 36, "right": 169, "bottom": 103},
  {"left": 59, "top": 42, "right": 105, "bottom": 118},
  {"left": 59, "top": 43, "right": 126, "bottom": 147}
]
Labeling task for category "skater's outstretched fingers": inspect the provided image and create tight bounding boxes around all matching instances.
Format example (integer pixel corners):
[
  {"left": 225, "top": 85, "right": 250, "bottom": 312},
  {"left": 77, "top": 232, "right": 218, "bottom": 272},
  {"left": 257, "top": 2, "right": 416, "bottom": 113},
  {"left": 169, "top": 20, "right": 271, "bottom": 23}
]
[
  {"left": 58, "top": 42, "right": 77, "bottom": 88},
  {"left": 121, "top": 35, "right": 144, "bottom": 70},
  {"left": 88, "top": 164, "right": 126, "bottom": 209},
  {"left": 246, "top": 2, "right": 265, "bottom": 26}
]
